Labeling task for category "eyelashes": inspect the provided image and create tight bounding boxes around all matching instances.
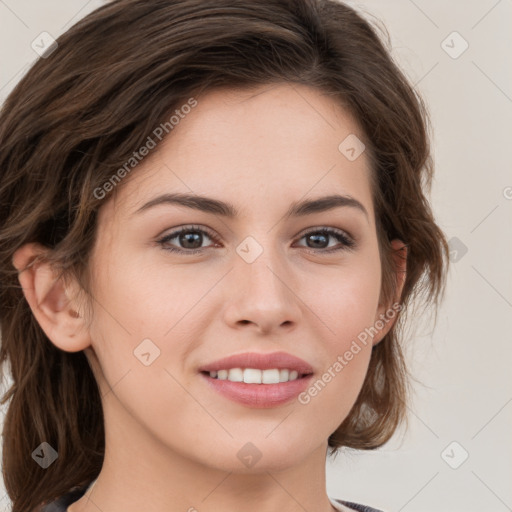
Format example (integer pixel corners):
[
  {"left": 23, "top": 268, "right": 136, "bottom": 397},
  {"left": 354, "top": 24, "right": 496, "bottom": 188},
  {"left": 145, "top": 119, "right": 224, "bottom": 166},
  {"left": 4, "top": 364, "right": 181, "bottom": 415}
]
[{"left": 156, "top": 224, "right": 357, "bottom": 255}]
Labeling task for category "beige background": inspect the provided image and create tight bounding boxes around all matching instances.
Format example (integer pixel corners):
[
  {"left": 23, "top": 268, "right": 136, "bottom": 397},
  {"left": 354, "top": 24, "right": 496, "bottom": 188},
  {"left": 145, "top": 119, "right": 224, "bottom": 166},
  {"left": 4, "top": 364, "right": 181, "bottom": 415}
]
[{"left": 1, "top": 1, "right": 511, "bottom": 511}]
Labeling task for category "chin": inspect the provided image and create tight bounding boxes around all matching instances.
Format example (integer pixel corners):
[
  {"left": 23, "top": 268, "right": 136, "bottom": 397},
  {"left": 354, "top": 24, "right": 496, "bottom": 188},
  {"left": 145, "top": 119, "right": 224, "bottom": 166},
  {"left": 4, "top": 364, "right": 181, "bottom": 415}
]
[{"left": 190, "top": 435, "right": 322, "bottom": 474}]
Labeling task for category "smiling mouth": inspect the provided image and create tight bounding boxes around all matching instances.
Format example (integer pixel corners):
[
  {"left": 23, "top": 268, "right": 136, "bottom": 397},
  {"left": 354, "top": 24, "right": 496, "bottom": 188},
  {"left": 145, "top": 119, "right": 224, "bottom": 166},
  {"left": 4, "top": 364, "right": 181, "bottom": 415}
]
[{"left": 201, "top": 368, "right": 312, "bottom": 384}]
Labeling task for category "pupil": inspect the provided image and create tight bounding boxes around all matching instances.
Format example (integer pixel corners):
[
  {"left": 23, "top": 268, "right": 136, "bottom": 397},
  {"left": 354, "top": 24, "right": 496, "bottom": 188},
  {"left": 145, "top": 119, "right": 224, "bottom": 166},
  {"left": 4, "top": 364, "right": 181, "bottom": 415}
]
[
  {"left": 180, "top": 232, "right": 202, "bottom": 249},
  {"left": 308, "top": 233, "right": 327, "bottom": 248}
]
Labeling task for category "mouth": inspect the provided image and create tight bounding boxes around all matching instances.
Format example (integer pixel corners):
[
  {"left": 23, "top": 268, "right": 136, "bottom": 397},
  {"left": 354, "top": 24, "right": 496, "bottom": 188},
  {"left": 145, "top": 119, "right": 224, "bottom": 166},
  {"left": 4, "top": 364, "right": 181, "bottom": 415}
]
[{"left": 198, "top": 352, "right": 314, "bottom": 408}]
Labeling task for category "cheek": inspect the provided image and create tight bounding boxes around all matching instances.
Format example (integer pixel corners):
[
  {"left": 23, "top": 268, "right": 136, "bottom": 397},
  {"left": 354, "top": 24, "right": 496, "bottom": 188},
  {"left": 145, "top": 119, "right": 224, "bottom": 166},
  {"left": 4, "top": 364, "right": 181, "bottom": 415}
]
[
  {"left": 295, "top": 279, "right": 379, "bottom": 436},
  {"left": 298, "top": 253, "right": 381, "bottom": 403},
  {"left": 85, "top": 249, "right": 217, "bottom": 401},
  {"left": 90, "top": 246, "right": 208, "bottom": 337},
  {"left": 306, "top": 254, "right": 382, "bottom": 349},
  {"left": 84, "top": 253, "right": 211, "bottom": 455}
]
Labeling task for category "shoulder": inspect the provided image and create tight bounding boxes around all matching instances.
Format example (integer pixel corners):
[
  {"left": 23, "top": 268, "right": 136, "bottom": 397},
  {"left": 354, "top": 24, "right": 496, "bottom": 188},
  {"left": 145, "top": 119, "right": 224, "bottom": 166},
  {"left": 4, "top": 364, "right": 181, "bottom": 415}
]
[{"left": 333, "top": 498, "right": 385, "bottom": 512}]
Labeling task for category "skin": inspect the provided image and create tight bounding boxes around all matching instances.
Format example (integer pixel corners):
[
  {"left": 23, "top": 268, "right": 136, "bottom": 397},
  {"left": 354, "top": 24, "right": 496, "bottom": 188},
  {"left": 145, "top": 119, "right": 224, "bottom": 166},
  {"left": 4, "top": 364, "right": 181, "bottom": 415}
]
[{"left": 13, "top": 83, "right": 406, "bottom": 512}]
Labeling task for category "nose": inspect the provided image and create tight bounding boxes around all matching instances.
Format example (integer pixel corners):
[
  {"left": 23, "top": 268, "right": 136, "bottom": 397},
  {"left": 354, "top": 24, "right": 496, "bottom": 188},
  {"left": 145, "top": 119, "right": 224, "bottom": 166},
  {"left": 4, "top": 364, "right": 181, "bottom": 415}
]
[{"left": 222, "top": 243, "right": 302, "bottom": 335}]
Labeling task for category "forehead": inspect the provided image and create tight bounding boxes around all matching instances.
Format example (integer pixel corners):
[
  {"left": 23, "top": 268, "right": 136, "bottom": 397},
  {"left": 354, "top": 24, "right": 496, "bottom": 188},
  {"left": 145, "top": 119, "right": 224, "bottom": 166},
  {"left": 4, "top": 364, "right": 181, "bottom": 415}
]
[{"left": 106, "top": 82, "right": 374, "bottom": 223}]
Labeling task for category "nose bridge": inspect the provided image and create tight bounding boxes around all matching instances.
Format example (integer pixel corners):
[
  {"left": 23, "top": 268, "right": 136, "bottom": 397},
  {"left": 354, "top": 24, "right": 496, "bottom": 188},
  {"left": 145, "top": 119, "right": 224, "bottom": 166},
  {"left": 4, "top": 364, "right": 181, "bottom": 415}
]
[
  {"left": 237, "top": 233, "right": 289, "bottom": 299},
  {"left": 224, "top": 233, "right": 301, "bottom": 331}
]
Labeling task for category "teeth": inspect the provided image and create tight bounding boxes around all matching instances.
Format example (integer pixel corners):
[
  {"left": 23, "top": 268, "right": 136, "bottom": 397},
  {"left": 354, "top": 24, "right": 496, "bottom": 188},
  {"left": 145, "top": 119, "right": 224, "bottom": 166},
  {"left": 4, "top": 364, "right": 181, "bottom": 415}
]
[
  {"left": 208, "top": 368, "right": 302, "bottom": 383},
  {"left": 244, "top": 368, "right": 262, "bottom": 384},
  {"left": 228, "top": 368, "right": 243, "bottom": 382},
  {"left": 262, "top": 369, "right": 280, "bottom": 384}
]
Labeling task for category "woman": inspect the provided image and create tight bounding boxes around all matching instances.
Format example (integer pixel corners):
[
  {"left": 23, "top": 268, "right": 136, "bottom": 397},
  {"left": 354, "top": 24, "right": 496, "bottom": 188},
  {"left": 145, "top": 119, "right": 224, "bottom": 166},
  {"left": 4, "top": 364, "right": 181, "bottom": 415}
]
[{"left": 0, "top": 1, "right": 449, "bottom": 511}]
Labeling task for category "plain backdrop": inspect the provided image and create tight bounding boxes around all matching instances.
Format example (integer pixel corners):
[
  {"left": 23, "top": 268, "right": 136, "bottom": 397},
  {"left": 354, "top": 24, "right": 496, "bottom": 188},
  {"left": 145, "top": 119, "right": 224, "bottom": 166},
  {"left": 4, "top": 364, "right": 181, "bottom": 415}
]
[{"left": 0, "top": 1, "right": 511, "bottom": 511}]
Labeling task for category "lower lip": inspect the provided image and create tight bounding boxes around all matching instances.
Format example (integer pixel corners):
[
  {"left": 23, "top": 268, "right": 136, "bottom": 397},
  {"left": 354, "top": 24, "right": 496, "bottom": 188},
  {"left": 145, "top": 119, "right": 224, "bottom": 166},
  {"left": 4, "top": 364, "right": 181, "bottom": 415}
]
[{"left": 200, "top": 372, "right": 313, "bottom": 408}]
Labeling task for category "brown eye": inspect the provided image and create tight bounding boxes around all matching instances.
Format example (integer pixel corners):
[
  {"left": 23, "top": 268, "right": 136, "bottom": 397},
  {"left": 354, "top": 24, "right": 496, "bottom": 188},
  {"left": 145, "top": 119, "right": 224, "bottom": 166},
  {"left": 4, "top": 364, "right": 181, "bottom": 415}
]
[
  {"left": 295, "top": 228, "right": 356, "bottom": 252},
  {"left": 157, "top": 225, "right": 219, "bottom": 254}
]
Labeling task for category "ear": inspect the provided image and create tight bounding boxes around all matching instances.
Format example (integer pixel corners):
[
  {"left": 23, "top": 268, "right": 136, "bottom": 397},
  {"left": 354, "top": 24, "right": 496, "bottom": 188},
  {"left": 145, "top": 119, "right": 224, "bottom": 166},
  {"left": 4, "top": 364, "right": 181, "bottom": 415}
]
[
  {"left": 372, "top": 239, "right": 407, "bottom": 346},
  {"left": 12, "top": 242, "right": 91, "bottom": 352}
]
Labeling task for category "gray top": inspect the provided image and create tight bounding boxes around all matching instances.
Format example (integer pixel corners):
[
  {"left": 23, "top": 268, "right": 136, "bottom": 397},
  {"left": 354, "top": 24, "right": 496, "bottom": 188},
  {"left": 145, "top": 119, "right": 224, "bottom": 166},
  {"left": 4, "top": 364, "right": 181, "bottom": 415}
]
[{"left": 333, "top": 498, "right": 384, "bottom": 512}]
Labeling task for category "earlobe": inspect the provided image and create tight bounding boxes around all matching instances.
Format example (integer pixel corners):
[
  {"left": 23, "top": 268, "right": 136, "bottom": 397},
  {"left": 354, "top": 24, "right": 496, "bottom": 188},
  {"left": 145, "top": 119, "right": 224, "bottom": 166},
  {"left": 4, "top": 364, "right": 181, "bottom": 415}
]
[
  {"left": 372, "top": 239, "right": 408, "bottom": 346},
  {"left": 12, "top": 242, "right": 91, "bottom": 353}
]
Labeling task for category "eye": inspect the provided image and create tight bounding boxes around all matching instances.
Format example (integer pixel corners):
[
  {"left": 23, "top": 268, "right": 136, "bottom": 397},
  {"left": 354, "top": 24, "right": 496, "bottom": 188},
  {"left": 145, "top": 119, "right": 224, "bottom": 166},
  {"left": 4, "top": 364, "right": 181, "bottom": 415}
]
[
  {"left": 156, "top": 225, "right": 220, "bottom": 254},
  {"left": 294, "top": 228, "right": 356, "bottom": 253}
]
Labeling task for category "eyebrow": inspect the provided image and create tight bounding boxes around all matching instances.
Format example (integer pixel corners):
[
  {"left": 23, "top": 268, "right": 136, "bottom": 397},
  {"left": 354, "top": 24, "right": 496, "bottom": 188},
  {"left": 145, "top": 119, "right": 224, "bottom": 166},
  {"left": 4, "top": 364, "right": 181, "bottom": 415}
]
[{"left": 132, "top": 192, "right": 369, "bottom": 221}]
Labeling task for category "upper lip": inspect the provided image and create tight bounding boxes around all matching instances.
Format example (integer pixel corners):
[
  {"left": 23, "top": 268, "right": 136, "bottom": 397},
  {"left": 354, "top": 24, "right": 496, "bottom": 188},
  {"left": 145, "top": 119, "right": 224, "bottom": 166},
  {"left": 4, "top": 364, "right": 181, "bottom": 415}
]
[{"left": 198, "top": 351, "right": 314, "bottom": 374}]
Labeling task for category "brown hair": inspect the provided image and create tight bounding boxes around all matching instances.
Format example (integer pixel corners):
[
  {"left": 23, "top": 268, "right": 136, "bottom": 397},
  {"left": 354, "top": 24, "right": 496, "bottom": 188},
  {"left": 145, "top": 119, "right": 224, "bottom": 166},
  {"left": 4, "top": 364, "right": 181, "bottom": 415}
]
[{"left": 0, "top": 0, "right": 450, "bottom": 510}]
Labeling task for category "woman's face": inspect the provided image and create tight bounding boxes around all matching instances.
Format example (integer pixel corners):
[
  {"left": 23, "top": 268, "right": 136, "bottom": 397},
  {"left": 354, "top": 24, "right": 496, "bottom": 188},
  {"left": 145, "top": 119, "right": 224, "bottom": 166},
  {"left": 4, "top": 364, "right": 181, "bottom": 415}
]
[{"left": 77, "top": 83, "right": 400, "bottom": 472}]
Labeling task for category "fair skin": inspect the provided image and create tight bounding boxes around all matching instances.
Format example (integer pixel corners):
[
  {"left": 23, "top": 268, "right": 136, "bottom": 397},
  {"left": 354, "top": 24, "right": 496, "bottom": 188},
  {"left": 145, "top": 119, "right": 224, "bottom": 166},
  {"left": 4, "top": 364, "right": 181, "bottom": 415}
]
[{"left": 13, "top": 83, "right": 406, "bottom": 512}]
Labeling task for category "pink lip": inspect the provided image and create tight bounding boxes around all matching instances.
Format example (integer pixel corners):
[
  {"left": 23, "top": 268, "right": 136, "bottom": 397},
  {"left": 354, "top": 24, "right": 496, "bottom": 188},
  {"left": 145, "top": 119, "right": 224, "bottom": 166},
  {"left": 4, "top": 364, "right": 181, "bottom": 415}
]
[
  {"left": 198, "top": 351, "right": 314, "bottom": 374},
  {"left": 200, "top": 374, "right": 313, "bottom": 408},
  {"left": 198, "top": 351, "right": 314, "bottom": 408}
]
